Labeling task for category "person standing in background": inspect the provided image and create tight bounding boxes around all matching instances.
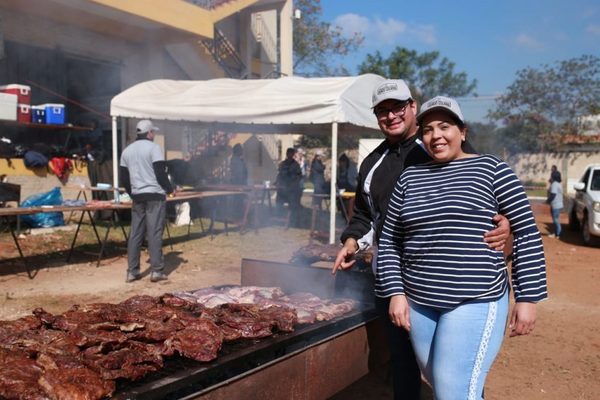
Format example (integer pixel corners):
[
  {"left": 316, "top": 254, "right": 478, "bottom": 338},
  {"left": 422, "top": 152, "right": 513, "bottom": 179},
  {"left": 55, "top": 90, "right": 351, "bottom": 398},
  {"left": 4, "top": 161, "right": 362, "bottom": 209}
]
[
  {"left": 549, "top": 165, "right": 562, "bottom": 184},
  {"left": 276, "top": 147, "right": 303, "bottom": 227},
  {"left": 336, "top": 153, "right": 358, "bottom": 192},
  {"left": 547, "top": 172, "right": 564, "bottom": 238},
  {"left": 309, "top": 150, "right": 326, "bottom": 208},
  {"left": 120, "top": 119, "right": 174, "bottom": 283},
  {"left": 295, "top": 148, "right": 309, "bottom": 192},
  {"left": 229, "top": 143, "right": 248, "bottom": 185}
]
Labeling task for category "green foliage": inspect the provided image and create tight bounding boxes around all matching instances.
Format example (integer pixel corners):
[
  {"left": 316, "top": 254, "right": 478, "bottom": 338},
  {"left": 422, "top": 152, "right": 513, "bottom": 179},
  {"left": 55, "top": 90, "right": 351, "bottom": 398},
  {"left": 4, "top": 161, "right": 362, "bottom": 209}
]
[
  {"left": 467, "top": 121, "right": 502, "bottom": 156},
  {"left": 357, "top": 47, "right": 477, "bottom": 104},
  {"left": 488, "top": 55, "right": 600, "bottom": 152},
  {"left": 293, "top": 0, "right": 364, "bottom": 76}
]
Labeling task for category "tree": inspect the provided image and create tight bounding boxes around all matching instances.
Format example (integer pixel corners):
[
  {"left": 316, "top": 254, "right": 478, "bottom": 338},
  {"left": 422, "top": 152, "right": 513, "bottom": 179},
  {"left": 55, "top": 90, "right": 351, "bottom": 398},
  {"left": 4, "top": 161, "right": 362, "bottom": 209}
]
[
  {"left": 488, "top": 55, "right": 600, "bottom": 152},
  {"left": 293, "top": 0, "right": 364, "bottom": 76},
  {"left": 357, "top": 47, "right": 477, "bottom": 104},
  {"left": 467, "top": 121, "right": 502, "bottom": 156}
]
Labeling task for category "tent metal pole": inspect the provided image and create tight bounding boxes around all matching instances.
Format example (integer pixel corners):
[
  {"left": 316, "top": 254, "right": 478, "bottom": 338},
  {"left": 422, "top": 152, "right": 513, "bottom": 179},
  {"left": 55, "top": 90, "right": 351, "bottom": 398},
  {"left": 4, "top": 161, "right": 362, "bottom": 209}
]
[
  {"left": 111, "top": 116, "right": 119, "bottom": 202},
  {"left": 329, "top": 122, "right": 338, "bottom": 244}
]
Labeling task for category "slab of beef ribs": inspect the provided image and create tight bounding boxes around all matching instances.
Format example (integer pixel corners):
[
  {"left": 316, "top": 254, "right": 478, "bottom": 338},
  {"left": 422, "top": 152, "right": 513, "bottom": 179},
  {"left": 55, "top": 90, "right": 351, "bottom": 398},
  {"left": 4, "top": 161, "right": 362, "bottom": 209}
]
[
  {"left": 0, "top": 315, "right": 43, "bottom": 346},
  {"left": 36, "top": 352, "right": 116, "bottom": 400},
  {"left": 1, "top": 327, "right": 80, "bottom": 358},
  {"left": 207, "top": 303, "right": 297, "bottom": 341},
  {"left": 81, "top": 340, "right": 164, "bottom": 381},
  {"left": 40, "top": 302, "right": 130, "bottom": 332},
  {"left": 171, "top": 286, "right": 286, "bottom": 308},
  {"left": 0, "top": 348, "right": 46, "bottom": 400},
  {"left": 259, "top": 292, "right": 357, "bottom": 324},
  {"left": 172, "top": 286, "right": 357, "bottom": 325},
  {"left": 162, "top": 318, "right": 224, "bottom": 362}
]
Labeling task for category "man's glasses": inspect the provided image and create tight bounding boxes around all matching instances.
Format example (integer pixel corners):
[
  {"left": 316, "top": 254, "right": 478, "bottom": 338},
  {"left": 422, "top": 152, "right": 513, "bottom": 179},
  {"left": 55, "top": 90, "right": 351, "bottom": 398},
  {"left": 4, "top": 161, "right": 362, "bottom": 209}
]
[{"left": 374, "top": 102, "right": 410, "bottom": 120}]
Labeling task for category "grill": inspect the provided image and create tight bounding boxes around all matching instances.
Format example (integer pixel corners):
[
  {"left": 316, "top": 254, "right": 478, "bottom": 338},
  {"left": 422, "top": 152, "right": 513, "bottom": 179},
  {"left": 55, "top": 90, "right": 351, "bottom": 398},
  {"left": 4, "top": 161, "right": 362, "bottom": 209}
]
[{"left": 112, "top": 259, "right": 381, "bottom": 399}]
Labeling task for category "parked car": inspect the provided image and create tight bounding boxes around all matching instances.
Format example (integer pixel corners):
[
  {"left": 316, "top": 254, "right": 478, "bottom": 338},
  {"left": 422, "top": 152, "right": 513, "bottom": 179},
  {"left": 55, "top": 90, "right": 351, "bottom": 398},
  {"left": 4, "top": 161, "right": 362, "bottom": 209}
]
[{"left": 568, "top": 164, "right": 600, "bottom": 246}]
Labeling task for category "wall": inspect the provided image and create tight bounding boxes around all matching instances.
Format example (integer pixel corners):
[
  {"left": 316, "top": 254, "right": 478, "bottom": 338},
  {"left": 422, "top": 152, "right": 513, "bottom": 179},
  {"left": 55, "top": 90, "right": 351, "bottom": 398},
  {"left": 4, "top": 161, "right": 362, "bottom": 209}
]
[
  {"left": 0, "top": 158, "right": 90, "bottom": 201},
  {"left": 506, "top": 151, "right": 600, "bottom": 193}
]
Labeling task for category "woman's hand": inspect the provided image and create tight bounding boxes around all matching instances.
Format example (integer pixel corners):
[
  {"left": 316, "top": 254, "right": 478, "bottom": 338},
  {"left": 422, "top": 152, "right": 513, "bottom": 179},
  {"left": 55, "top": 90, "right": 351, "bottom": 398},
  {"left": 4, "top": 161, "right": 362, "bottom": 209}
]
[
  {"left": 389, "top": 295, "right": 411, "bottom": 332},
  {"left": 509, "top": 302, "right": 537, "bottom": 337}
]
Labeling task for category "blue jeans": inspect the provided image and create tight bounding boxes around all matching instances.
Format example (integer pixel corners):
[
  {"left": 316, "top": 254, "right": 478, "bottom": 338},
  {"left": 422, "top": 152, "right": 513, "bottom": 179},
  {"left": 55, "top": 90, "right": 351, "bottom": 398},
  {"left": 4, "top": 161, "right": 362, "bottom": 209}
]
[
  {"left": 551, "top": 208, "right": 562, "bottom": 236},
  {"left": 408, "top": 291, "right": 509, "bottom": 400}
]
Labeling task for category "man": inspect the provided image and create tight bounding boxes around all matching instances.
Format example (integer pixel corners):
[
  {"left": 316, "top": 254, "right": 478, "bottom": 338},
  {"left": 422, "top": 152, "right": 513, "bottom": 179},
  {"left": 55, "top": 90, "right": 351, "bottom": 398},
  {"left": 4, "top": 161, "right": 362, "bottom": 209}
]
[
  {"left": 276, "top": 147, "right": 303, "bottom": 227},
  {"left": 120, "top": 119, "right": 174, "bottom": 283},
  {"left": 332, "top": 79, "right": 510, "bottom": 399},
  {"left": 229, "top": 143, "right": 248, "bottom": 185},
  {"left": 549, "top": 164, "right": 562, "bottom": 184}
]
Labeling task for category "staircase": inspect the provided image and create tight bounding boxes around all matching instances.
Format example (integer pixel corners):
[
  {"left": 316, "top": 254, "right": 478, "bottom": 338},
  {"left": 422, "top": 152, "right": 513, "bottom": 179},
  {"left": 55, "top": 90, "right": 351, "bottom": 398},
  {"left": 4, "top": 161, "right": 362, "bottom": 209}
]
[{"left": 199, "top": 28, "right": 247, "bottom": 78}]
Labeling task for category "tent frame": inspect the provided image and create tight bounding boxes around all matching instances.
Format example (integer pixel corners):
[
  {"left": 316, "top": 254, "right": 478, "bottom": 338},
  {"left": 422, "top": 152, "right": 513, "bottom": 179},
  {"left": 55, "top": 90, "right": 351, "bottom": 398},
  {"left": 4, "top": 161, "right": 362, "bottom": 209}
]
[{"left": 110, "top": 75, "right": 385, "bottom": 243}]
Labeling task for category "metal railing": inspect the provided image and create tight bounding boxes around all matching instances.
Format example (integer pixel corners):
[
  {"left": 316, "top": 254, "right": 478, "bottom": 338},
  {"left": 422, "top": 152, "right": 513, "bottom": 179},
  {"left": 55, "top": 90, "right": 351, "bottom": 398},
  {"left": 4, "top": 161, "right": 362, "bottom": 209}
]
[{"left": 199, "top": 28, "right": 247, "bottom": 78}]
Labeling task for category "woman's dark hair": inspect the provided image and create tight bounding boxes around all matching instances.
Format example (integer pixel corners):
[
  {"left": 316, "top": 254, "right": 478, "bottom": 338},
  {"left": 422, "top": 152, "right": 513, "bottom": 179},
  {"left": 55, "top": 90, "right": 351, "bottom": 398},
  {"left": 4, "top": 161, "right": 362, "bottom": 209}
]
[{"left": 452, "top": 116, "right": 466, "bottom": 130}]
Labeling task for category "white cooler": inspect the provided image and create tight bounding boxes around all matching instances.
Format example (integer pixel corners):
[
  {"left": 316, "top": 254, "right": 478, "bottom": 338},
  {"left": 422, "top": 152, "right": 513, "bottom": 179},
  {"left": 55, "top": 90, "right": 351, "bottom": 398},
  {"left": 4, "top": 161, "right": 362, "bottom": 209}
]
[{"left": 0, "top": 92, "right": 17, "bottom": 121}]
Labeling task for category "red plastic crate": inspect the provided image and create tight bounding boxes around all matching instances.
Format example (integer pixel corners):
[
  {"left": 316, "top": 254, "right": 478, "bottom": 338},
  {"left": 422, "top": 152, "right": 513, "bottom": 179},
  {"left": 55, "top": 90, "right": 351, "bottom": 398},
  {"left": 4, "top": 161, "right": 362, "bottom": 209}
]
[
  {"left": 0, "top": 84, "right": 31, "bottom": 105},
  {"left": 17, "top": 103, "right": 31, "bottom": 123}
]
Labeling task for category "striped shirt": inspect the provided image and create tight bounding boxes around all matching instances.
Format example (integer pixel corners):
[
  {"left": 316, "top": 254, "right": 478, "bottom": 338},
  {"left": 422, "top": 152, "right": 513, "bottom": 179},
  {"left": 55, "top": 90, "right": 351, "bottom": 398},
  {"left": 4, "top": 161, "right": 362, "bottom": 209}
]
[{"left": 375, "top": 154, "right": 548, "bottom": 309}]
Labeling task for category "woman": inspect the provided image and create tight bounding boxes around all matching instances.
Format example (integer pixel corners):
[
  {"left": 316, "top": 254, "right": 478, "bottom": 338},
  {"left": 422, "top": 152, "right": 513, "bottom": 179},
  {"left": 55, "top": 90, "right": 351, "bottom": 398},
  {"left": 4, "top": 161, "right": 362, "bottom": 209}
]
[
  {"left": 337, "top": 153, "right": 358, "bottom": 192},
  {"left": 376, "top": 96, "right": 548, "bottom": 399},
  {"left": 546, "top": 171, "right": 563, "bottom": 238},
  {"left": 309, "top": 150, "right": 327, "bottom": 208}
]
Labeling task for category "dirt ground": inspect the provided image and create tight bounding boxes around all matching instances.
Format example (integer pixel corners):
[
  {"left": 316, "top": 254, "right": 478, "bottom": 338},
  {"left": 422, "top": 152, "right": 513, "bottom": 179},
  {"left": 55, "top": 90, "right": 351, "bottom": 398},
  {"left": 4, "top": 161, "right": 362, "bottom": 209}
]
[{"left": 0, "top": 202, "right": 598, "bottom": 400}]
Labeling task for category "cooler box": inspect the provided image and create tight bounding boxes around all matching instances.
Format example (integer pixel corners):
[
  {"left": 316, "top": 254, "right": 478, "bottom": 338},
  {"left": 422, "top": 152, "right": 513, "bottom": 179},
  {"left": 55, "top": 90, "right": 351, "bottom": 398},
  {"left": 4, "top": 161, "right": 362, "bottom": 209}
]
[
  {"left": 0, "top": 92, "right": 17, "bottom": 121},
  {"left": 0, "top": 84, "right": 31, "bottom": 105},
  {"left": 43, "top": 103, "right": 65, "bottom": 124},
  {"left": 17, "top": 103, "right": 31, "bottom": 123},
  {"left": 32, "top": 105, "right": 46, "bottom": 123}
]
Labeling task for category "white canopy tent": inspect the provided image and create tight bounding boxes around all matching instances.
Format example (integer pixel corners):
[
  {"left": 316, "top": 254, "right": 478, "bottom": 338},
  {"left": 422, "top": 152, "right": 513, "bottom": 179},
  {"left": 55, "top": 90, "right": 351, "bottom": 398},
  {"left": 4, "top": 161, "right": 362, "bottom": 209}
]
[{"left": 110, "top": 73, "right": 385, "bottom": 243}]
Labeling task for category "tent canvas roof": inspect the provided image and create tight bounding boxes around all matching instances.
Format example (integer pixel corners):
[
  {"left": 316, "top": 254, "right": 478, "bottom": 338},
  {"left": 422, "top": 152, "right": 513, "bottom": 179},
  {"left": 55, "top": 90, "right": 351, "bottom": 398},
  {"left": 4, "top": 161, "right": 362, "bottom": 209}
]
[
  {"left": 110, "top": 74, "right": 388, "bottom": 243},
  {"left": 110, "top": 74, "right": 385, "bottom": 135}
]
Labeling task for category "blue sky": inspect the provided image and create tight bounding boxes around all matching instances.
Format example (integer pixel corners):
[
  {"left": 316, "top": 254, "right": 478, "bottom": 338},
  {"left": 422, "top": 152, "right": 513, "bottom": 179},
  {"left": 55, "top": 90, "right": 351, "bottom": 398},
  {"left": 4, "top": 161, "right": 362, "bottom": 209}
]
[{"left": 319, "top": 0, "right": 600, "bottom": 122}]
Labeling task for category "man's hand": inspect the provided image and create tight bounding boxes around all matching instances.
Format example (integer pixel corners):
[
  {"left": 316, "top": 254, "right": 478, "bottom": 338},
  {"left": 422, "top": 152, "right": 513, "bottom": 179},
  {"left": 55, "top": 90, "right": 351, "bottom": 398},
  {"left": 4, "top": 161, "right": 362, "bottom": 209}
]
[
  {"left": 332, "top": 238, "right": 359, "bottom": 275},
  {"left": 509, "top": 302, "right": 537, "bottom": 337},
  {"left": 484, "top": 214, "right": 510, "bottom": 251},
  {"left": 169, "top": 186, "right": 181, "bottom": 198},
  {"left": 389, "top": 295, "right": 411, "bottom": 332}
]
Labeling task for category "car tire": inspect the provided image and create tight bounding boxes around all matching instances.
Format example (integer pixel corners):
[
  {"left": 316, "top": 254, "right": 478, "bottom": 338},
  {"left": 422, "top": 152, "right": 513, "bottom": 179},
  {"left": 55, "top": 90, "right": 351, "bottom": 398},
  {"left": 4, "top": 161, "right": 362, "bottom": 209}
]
[
  {"left": 568, "top": 209, "right": 580, "bottom": 231},
  {"left": 582, "top": 214, "right": 599, "bottom": 246}
]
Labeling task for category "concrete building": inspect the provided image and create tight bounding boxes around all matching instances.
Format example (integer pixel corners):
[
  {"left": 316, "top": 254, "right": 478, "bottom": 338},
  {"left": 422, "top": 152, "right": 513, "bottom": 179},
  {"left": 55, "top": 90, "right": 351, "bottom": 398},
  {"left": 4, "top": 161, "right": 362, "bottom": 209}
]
[{"left": 0, "top": 0, "right": 294, "bottom": 199}]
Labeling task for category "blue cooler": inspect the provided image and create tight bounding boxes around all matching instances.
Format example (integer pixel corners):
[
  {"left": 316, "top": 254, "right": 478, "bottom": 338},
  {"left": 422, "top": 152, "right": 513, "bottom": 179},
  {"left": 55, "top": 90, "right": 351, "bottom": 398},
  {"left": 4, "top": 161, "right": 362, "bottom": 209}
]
[
  {"left": 32, "top": 105, "right": 45, "bottom": 123},
  {"left": 43, "top": 103, "right": 65, "bottom": 124}
]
